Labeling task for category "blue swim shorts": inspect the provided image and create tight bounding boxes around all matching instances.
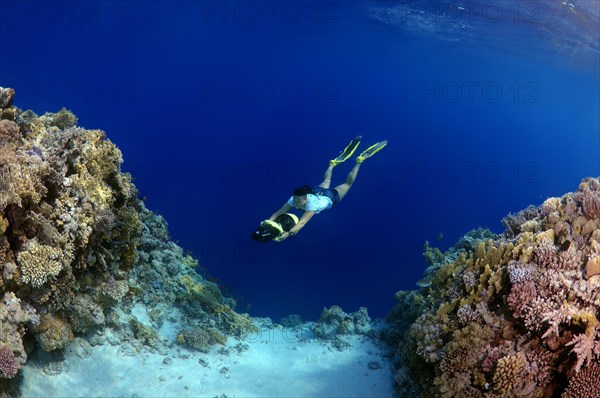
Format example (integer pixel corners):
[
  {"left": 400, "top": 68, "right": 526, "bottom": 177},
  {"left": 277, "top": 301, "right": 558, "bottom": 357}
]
[{"left": 312, "top": 186, "right": 341, "bottom": 205}]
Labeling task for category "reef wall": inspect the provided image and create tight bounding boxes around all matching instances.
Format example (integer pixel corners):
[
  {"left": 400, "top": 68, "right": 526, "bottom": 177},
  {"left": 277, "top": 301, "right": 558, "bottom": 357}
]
[
  {"left": 385, "top": 177, "right": 600, "bottom": 397},
  {"left": 0, "top": 87, "right": 255, "bottom": 394}
]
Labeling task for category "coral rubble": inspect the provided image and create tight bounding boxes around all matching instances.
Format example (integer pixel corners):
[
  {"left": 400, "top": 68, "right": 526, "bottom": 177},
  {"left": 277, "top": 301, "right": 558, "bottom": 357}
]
[
  {"left": 385, "top": 178, "right": 600, "bottom": 397},
  {"left": 0, "top": 87, "right": 255, "bottom": 393}
]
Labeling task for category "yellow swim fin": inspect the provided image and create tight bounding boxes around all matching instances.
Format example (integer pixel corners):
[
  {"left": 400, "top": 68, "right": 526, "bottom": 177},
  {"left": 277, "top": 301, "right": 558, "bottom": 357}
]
[
  {"left": 356, "top": 140, "right": 388, "bottom": 163},
  {"left": 329, "top": 136, "right": 362, "bottom": 167}
]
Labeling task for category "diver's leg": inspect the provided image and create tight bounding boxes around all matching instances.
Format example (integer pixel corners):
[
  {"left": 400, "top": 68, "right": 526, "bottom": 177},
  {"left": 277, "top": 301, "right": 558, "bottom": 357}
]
[
  {"left": 333, "top": 162, "right": 361, "bottom": 201},
  {"left": 318, "top": 164, "right": 334, "bottom": 188}
]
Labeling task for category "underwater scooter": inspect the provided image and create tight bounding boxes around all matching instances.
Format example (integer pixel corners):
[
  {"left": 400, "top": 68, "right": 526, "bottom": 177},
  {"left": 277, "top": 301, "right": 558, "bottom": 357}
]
[{"left": 251, "top": 213, "right": 299, "bottom": 242}]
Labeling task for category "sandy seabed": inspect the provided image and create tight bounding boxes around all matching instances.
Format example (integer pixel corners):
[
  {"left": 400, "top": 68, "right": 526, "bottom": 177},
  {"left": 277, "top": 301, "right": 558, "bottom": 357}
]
[{"left": 20, "top": 307, "right": 395, "bottom": 398}]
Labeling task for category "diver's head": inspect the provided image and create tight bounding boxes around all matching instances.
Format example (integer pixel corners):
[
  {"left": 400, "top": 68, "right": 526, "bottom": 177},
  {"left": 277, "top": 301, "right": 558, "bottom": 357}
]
[{"left": 292, "top": 185, "right": 312, "bottom": 209}]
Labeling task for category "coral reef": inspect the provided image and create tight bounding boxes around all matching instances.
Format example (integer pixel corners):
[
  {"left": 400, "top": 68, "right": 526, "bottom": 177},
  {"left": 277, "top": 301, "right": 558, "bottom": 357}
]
[
  {"left": 313, "top": 305, "right": 374, "bottom": 338},
  {"left": 176, "top": 325, "right": 227, "bottom": 352},
  {"left": 385, "top": 177, "right": 600, "bottom": 397},
  {"left": 0, "top": 346, "right": 18, "bottom": 379},
  {"left": 128, "top": 205, "right": 258, "bottom": 342},
  {"left": 312, "top": 306, "right": 375, "bottom": 350},
  {"left": 0, "top": 87, "right": 256, "bottom": 390}
]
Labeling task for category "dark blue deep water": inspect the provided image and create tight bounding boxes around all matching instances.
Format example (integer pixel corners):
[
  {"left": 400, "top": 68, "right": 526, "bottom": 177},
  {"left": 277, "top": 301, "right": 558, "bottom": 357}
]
[{"left": 1, "top": 0, "right": 599, "bottom": 321}]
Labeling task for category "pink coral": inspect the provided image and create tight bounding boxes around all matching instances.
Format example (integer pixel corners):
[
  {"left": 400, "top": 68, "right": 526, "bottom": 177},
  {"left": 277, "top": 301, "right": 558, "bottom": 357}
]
[
  {"left": 507, "top": 280, "right": 537, "bottom": 318},
  {"left": 481, "top": 346, "right": 502, "bottom": 373},
  {"left": 566, "top": 330, "right": 600, "bottom": 372},
  {"left": 534, "top": 238, "right": 558, "bottom": 269},
  {"left": 0, "top": 346, "right": 18, "bottom": 378},
  {"left": 562, "top": 361, "right": 600, "bottom": 398},
  {"left": 536, "top": 268, "right": 566, "bottom": 299},
  {"left": 507, "top": 260, "right": 535, "bottom": 284},
  {"left": 557, "top": 243, "right": 581, "bottom": 271},
  {"left": 526, "top": 349, "right": 554, "bottom": 387},
  {"left": 571, "top": 278, "right": 600, "bottom": 307},
  {"left": 524, "top": 297, "right": 560, "bottom": 332},
  {"left": 456, "top": 305, "right": 481, "bottom": 326}
]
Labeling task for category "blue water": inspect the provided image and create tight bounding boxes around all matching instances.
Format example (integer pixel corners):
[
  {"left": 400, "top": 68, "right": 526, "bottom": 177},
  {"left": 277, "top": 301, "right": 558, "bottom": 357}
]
[{"left": 1, "top": 0, "right": 598, "bottom": 321}]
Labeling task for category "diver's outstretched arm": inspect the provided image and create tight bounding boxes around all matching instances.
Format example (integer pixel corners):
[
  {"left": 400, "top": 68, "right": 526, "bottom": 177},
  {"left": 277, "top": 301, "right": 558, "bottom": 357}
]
[{"left": 269, "top": 203, "right": 292, "bottom": 221}]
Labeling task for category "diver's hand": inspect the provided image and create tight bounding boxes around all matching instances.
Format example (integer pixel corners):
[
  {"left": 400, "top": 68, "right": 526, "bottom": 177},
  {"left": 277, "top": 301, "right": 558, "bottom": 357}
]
[{"left": 275, "top": 232, "right": 290, "bottom": 242}]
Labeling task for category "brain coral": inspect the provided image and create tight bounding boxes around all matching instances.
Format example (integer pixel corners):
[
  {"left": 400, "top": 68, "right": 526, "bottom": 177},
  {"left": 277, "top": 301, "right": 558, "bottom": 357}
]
[
  {"left": 385, "top": 177, "right": 600, "bottom": 397},
  {"left": 34, "top": 314, "right": 74, "bottom": 352}
]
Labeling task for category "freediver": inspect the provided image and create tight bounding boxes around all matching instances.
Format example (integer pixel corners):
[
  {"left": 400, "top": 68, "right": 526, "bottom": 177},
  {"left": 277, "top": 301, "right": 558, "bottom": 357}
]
[{"left": 254, "top": 136, "right": 387, "bottom": 242}]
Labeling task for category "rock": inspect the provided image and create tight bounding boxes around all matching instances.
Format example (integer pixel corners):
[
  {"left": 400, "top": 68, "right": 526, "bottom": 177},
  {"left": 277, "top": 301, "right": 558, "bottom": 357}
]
[
  {"left": 536, "top": 229, "right": 554, "bottom": 242},
  {"left": 67, "top": 337, "right": 93, "bottom": 359},
  {"left": 554, "top": 221, "right": 570, "bottom": 237},
  {"left": 581, "top": 219, "right": 599, "bottom": 236},
  {"left": 0, "top": 87, "right": 15, "bottom": 109},
  {"left": 42, "top": 361, "right": 69, "bottom": 376},
  {"left": 368, "top": 361, "right": 382, "bottom": 370},
  {"left": 35, "top": 314, "right": 74, "bottom": 352},
  {"left": 584, "top": 256, "right": 600, "bottom": 280}
]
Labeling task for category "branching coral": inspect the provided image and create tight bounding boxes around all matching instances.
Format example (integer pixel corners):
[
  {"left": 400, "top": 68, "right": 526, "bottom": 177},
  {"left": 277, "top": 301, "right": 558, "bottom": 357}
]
[
  {"left": 562, "top": 361, "right": 600, "bottom": 398},
  {"left": 566, "top": 330, "right": 600, "bottom": 372},
  {"left": 0, "top": 346, "right": 18, "bottom": 379},
  {"left": 502, "top": 204, "right": 541, "bottom": 237},
  {"left": 492, "top": 352, "right": 528, "bottom": 396},
  {"left": 0, "top": 292, "right": 38, "bottom": 380},
  {"left": 386, "top": 177, "right": 600, "bottom": 397},
  {"left": 101, "top": 277, "right": 129, "bottom": 303},
  {"left": 16, "top": 239, "right": 64, "bottom": 288}
]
